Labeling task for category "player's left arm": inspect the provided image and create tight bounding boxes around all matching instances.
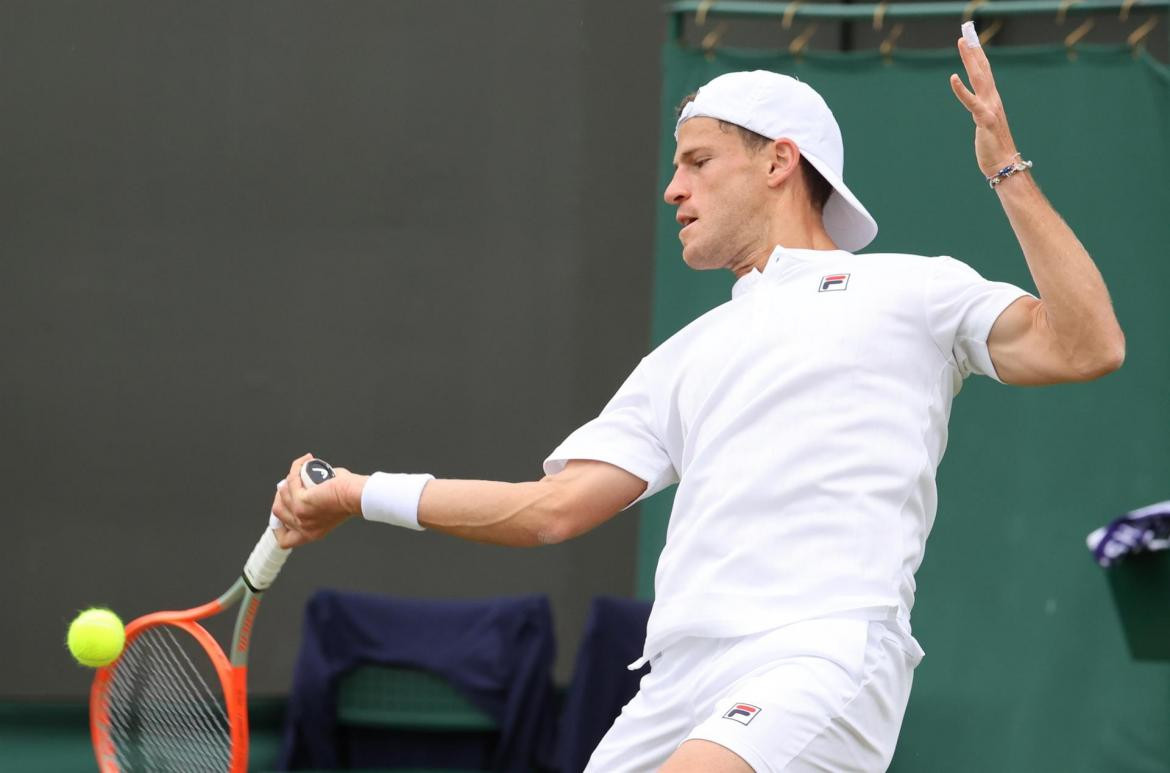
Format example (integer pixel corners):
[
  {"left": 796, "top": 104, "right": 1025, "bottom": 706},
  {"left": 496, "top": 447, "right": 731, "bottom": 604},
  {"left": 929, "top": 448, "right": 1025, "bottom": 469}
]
[{"left": 950, "top": 37, "right": 1125, "bottom": 386}]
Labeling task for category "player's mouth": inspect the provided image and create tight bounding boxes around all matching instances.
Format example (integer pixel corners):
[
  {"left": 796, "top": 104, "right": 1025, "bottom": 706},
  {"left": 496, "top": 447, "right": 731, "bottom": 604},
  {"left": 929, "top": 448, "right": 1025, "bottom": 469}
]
[{"left": 677, "top": 214, "right": 698, "bottom": 236}]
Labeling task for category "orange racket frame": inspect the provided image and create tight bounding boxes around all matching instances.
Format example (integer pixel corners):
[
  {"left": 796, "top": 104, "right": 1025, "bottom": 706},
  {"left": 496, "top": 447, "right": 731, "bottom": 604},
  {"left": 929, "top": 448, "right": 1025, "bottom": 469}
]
[
  {"left": 90, "top": 582, "right": 262, "bottom": 773},
  {"left": 89, "top": 458, "right": 332, "bottom": 773}
]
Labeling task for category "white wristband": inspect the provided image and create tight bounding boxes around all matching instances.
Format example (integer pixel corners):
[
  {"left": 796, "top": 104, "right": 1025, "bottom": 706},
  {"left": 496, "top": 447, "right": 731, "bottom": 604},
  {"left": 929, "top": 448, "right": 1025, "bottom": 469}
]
[{"left": 361, "top": 472, "right": 434, "bottom": 530}]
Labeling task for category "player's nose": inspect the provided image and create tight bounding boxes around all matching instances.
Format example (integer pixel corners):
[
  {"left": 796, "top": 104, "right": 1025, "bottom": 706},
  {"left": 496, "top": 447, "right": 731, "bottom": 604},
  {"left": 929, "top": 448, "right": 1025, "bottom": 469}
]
[{"left": 663, "top": 169, "right": 688, "bottom": 205}]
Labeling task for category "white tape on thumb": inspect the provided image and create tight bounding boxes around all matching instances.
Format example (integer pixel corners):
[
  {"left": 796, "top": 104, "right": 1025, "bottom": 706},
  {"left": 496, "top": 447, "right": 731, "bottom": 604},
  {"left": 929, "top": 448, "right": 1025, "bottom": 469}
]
[{"left": 961, "top": 21, "right": 981, "bottom": 48}]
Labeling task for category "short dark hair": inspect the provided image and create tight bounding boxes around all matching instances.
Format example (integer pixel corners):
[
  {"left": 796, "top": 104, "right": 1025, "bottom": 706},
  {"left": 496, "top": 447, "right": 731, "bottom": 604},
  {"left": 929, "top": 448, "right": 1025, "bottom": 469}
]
[{"left": 675, "top": 93, "right": 833, "bottom": 213}]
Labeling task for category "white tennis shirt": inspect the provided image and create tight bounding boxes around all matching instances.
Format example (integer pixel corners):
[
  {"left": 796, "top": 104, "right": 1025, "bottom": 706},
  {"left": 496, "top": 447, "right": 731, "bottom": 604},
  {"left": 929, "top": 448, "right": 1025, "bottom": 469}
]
[{"left": 544, "top": 245, "right": 1032, "bottom": 661}]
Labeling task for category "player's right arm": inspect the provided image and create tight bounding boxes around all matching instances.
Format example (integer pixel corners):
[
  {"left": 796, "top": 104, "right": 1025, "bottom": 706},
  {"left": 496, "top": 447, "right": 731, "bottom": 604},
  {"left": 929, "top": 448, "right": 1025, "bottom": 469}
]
[
  {"left": 417, "top": 460, "right": 647, "bottom": 546},
  {"left": 272, "top": 454, "right": 647, "bottom": 549}
]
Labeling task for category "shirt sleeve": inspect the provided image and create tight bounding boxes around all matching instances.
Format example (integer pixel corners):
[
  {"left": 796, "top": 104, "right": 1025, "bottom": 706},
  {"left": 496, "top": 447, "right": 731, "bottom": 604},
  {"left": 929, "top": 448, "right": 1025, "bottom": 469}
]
[
  {"left": 925, "top": 256, "right": 1035, "bottom": 382},
  {"left": 543, "top": 359, "right": 678, "bottom": 508}
]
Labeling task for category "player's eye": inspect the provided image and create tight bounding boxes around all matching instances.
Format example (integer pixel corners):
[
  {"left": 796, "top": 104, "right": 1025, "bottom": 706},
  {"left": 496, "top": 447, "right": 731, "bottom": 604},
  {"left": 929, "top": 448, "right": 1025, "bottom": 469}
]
[{"left": 694, "top": 157, "right": 710, "bottom": 169}]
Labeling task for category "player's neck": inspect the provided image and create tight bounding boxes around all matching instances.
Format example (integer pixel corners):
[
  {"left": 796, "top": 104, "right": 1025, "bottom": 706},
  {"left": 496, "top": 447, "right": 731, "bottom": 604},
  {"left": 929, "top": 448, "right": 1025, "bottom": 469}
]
[{"left": 731, "top": 211, "right": 837, "bottom": 278}]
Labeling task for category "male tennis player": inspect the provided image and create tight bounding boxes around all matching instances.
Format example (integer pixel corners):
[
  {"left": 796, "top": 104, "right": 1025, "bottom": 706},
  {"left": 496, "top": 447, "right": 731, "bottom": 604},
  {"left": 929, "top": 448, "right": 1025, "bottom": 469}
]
[{"left": 273, "top": 38, "right": 1123, "bottom": 772}]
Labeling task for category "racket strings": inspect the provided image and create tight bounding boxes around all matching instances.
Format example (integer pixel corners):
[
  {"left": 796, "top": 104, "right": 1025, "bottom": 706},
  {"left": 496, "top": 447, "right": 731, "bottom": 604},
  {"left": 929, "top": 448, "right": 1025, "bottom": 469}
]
[{"left": 104, "top": 626, "right": 233, "bottom": 772}]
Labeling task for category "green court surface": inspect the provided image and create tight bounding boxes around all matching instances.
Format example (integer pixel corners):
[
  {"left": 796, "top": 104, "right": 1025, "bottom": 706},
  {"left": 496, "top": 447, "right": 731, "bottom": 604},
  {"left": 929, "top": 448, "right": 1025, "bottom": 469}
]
[
  {"left": 0, "top": 699, "right": 477, "bottom": 773},
  {"left": 2, "top": 671, "right": 515, "bottom": 772},
  {"left": 0, "top": 699, "right": 284, "bottom": 773}
]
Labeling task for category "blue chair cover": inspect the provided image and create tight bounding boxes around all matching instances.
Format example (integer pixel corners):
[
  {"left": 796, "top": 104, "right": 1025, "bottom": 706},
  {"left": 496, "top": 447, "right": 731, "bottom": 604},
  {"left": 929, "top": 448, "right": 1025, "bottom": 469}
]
[
  {"left": 279, "top": 589, "right": 557, "bottom": 771},
  {"left": 557, "top": 597, "right": 652, "bottom": 773}
]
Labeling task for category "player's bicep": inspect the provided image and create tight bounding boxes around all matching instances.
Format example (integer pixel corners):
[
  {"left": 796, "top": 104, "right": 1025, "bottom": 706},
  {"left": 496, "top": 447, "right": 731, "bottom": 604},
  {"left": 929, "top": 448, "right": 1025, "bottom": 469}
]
[
  {"left": 542, "top": 459, "right": 648, "bottom": 542},
  {"left": 987, "top": 296, "right": 1087, "bottom": 385}
]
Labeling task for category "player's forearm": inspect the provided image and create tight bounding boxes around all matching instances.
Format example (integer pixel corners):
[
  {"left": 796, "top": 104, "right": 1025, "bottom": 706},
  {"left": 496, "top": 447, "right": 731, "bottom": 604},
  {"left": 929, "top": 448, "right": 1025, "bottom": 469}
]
[
  {"left": 996, "top": 174, "right": 1125, "bottom": 374},
  {"left": 348, "top": 476, "right": 566, "bottom": 546},
  {"left": 274, "top": 464, "right": 572, "bottom": 549},
  {"left": 413, "top": 478, "right": 567, "bottom": 547}
]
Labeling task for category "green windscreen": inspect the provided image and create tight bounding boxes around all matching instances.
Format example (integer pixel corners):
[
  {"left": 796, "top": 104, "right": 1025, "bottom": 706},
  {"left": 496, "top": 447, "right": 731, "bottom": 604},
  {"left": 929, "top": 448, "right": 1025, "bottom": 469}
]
[{"left": 641, "top": 41, "right": 1170, "bottom": 772}]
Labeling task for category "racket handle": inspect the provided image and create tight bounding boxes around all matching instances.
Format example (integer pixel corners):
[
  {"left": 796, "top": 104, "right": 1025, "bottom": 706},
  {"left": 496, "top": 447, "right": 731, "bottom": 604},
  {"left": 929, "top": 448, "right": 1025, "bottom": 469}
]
[
  {"left": 245, "top": 459, "right": 336, "bottom": 590},
  {"left": 244, "top": 528, "right": 290, "bottom": 591}
]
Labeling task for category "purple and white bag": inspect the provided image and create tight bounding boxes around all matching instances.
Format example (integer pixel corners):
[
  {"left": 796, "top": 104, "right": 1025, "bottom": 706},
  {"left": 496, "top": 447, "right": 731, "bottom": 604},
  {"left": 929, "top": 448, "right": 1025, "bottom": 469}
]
[{"left": 1087, "top": 500, "right": 1170, "bottom": 568}]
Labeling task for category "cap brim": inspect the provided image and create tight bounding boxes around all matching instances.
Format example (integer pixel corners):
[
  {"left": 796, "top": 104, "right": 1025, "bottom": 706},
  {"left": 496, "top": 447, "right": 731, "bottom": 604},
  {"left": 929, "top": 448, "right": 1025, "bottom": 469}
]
[{"left": 801, "top": 151, "right": 878, "bottom": 253}]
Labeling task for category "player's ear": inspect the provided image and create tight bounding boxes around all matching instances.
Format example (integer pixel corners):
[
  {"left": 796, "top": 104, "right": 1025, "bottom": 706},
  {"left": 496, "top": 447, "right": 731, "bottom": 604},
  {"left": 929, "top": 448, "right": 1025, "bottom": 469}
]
[{"left": 765, "top": 138, "right": 801, "bottom": 189}]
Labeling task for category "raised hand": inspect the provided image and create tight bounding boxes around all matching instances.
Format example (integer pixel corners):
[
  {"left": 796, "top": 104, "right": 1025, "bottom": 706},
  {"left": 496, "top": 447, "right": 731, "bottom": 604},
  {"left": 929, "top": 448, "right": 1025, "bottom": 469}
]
[{"left": 949, "top": 37, "right": 1022, "bottom": 178}]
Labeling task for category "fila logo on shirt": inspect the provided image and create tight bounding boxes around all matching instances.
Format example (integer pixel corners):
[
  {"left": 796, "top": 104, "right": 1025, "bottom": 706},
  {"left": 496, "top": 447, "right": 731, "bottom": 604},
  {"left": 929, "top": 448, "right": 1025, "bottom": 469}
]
[
  {"left": 819, "top": 273, "right": 850, "bottom": 292},
  {"left": 723, "top": 703, "right": 762, "bottom": 725}
]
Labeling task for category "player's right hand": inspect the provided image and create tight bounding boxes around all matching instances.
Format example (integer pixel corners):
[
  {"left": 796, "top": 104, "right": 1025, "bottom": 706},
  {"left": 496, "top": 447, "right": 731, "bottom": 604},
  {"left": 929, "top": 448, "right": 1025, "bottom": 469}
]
[
  {"left": 271, "top": 453, "right": 368, "bottom": 548},
  {"left": 949, "top": 37, "right": 1020, "bottom": 177}
]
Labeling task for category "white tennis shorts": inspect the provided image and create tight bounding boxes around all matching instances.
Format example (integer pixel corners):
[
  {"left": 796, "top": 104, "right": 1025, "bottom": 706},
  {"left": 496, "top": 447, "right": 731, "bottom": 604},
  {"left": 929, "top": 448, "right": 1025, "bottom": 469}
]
[{"left": 583, "top": 616, "right": 922, "bottom": 772}]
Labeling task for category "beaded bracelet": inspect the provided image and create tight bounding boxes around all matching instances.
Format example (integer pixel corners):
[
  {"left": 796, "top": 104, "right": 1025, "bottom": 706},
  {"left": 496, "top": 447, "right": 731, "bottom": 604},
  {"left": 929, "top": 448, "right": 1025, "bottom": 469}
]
[{"left": 987, "top": 153, "right": 1033, "bottom": 189}]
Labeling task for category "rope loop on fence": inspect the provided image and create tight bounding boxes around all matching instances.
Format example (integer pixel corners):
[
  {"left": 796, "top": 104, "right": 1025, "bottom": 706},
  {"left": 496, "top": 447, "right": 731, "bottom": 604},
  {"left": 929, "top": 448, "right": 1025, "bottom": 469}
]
[{"left": 790, "top": 22, "right": 818, "bottom": 56}]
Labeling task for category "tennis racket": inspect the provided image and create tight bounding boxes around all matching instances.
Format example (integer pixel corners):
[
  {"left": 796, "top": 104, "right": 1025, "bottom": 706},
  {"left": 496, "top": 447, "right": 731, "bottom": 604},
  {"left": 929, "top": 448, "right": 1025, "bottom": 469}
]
[{"left": 89, "top": 458, "right": 335, "bottom": 773}]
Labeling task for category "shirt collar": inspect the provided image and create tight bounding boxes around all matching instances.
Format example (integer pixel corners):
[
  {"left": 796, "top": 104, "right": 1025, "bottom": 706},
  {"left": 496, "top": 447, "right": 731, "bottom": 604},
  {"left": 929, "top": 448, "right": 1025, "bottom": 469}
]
[
  {"left": 730, "top": 244, "right": 848, "bottom": 299},
  {"left": 731, "top": 267, "right": 763, "bottom": 300},
  {"left": 730, "top": 246, "right": 788, "bottom": 299}
]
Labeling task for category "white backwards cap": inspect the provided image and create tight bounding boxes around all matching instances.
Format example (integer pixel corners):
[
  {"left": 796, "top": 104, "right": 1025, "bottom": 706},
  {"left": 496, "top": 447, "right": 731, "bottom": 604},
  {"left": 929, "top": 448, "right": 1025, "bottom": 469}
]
[{"left": 675, "top": 70, "right": 878, "bottom": 253}]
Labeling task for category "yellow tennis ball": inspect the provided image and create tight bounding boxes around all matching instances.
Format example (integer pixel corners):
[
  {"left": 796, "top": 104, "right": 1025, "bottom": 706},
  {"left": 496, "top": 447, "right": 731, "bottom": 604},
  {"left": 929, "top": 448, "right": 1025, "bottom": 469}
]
[{"left": 67, "top": 608, "right": 125, "bottom": 668}]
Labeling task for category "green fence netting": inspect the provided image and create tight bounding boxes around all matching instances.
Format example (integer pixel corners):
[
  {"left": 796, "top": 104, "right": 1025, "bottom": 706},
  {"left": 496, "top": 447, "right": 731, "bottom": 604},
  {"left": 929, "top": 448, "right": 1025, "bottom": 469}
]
[{"left": 640, "top": 40, "right": 1170, "bottom": 772}]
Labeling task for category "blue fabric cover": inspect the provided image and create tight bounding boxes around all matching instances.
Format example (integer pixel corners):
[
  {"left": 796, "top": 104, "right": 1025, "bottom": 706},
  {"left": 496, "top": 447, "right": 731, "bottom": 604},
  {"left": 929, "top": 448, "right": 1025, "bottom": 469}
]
[
  {"left": 558, "top": 596, "right": 652, "bottom": 773},
  {"left": 279, "top": 589, "right": 557, "bottom": 771}
]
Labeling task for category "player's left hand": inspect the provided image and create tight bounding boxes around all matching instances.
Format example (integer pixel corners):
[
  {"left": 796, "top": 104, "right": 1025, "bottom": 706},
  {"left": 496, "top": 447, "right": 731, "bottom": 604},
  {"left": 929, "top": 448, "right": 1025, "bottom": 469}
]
[
  {"left": 949, "top": 38, "right": 1021, "bottom": 178},
  {"left": 271, "top": 453, "right": 368, "bottom": 548}
]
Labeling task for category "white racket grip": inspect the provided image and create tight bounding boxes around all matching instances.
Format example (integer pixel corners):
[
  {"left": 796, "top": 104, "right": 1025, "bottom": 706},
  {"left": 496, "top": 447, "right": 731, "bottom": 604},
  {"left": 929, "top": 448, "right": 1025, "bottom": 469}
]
[
  {"left": 268, "top": 479, "right": 287, "bottom": 531},
  {"left": 251, "top": 459, "right": 333, "bottom": 589},
  {"left": 244, "top": 527, "right": 291, "bottom": 591}
]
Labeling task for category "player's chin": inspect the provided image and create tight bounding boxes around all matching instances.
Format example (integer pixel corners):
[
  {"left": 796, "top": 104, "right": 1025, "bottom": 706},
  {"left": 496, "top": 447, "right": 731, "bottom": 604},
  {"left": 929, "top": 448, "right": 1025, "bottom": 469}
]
[{"left": 680, "top": 242, "right": 716, "bottom": 271}]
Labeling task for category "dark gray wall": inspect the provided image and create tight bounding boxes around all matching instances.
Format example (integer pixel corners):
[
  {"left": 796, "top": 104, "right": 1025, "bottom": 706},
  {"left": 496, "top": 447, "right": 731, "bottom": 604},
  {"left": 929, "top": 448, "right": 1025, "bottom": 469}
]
[{"left": 2, "top": 0, "right": 663, "bottom": 696}]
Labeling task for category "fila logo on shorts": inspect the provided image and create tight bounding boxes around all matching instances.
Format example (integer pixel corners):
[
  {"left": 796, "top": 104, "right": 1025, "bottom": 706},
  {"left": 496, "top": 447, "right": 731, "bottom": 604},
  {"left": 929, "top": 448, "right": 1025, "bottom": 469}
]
[
  {"left": 723, "top": 703, "right": 762, "bottom": 725},
  {"left": 819, "top": 273, "right": 850, "bottom": 292}
]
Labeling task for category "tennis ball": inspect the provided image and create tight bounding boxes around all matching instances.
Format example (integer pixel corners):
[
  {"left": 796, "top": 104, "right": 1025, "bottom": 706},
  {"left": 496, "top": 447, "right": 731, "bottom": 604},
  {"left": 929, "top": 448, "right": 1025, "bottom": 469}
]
[{"left": 67, "top": 608, "right": 125, "bottom": 668}]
